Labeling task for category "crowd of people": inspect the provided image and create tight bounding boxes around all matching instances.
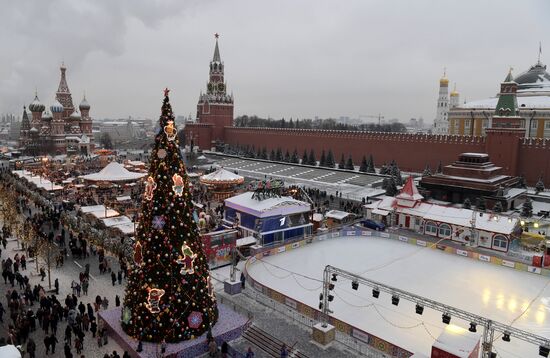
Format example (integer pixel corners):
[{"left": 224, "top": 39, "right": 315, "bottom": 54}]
[{"left": 0, "top": 174, "right": 132, "bottom": 358}]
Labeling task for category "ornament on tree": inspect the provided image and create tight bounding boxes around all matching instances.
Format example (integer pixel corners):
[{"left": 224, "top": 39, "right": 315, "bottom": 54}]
[
  {"left": 164, "top": 120, "right": 177, "bottom": 141},
  {"left": 172, "top": 173, "right": 185, "bottom": 197},
  {"left": 145, "top": 288, "right": 166, "bottom": 314},
  {"left": 176, "top": 244, "right": 197, "bottom": 275},
  {"left": 144, "top": 176, "right": 157, "bottom": 201},
  {"left": 134, "top": 241, "right": 143, "bottom": 266},
  {"left": 187, "top": 311, "right": 203, "bottom": 329},
  {"left": 152, "top": 216, "right": 166, "bottom": 230},
  {"left": 122, "top": 306, "right": 131, "bottom": 324},
  {"left": 157, "top": 149, "right": 167, "bottom": 159}
]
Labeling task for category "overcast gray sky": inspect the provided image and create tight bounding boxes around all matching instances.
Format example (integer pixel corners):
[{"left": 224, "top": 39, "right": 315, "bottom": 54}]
[{"left": 1, "top": 0, "right": 549, "bottom": 123}]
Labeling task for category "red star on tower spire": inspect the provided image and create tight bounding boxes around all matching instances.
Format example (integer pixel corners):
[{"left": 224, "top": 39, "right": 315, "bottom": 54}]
[
  {"left": 164, "top": 88, "right": 170, "bottom": 97},
  {"left": 214, "top": 33, "right": 219, "bottom": 39}
]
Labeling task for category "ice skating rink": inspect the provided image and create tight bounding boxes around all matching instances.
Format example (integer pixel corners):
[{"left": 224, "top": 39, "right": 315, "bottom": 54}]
[{"left": 247, "top": 236, "right": 550, "bottom": 357}]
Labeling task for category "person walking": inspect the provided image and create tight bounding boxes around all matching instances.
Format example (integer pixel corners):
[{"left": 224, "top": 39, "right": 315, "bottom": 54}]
[
  {"left": 111, "top": 271, "right": 116, "bottom": 286},
  {"left": 55, "top": 278, "right": 59, "bottom": 295},
  {"left": 44, "top": 334, "right": 52, "bottom": 355},
  {"left": 82, "top": 279, "right": 88, "bottom": 296},
  {"left": 65, "top": 325, "right": 72, "bottom": 345},
  {"left": 280, "top": 343, "right": 289, "bottom": 358},
  {"left": 47, "top": 333, "right": 59, "bottom": 355},
  {"left": 240, "top": 271, "right": 246, "bottom": 289},
  {"left": 64, "top": 342, "right": 72, "bottom": 358},
  {"left": 245, "top": 347, "right": 255, "bottom": 358},
  {"left": 40, "top": 267, "right": 46, "bottom": 281},
  {"left": 208, "top": 338, "right": 218, "bottom": 357},
  {"left": 117, "top": 270, "right": 122, "bottom": 285},
  {"left": 27, "top": 338, "right": 36, "bottom": 358},
  {"left": 115, "top": 295, "right": 120, "bottom": 307},
  {"left": 101, "top": 296, "right": 109, "bottom": 310}
]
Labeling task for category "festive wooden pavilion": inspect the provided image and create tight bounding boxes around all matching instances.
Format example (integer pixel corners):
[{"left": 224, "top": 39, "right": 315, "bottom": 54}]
[{"left": 199, "top": 168, "right": 244, "bottom": 200}]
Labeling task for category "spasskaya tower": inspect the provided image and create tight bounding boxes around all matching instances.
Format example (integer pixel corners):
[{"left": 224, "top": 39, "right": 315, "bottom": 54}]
[{"left": 196, "top": 33, "right": 234, "bottom": 144}]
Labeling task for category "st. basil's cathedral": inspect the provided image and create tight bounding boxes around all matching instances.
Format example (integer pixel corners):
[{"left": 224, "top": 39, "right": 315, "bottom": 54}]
[{"left": 19, "top": 63, "right": 94, "bottom": 156}]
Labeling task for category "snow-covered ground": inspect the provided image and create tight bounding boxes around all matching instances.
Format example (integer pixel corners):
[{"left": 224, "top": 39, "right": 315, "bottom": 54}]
[{"left": 247, "top": 236, "right": 550, "bottom": 357}]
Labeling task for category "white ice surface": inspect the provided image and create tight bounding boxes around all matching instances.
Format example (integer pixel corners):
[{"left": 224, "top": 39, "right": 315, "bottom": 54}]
[{"left": 247, "top": 237, "right": 550, "bottom": 357}]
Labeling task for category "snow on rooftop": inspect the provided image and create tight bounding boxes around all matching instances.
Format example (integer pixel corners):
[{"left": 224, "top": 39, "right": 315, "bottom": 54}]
[
  {"left": 80, "top": 162, "right": 147, "bottom": 182},
  {"left": 80, "top": 205, "right": 119, "bottom": 218},
  {"left": 225, "top": 191, "right": 310, "bottom": 218},
  {"left": 325, "top": 210, "right": 352, "bottom": 220},
  {"left": 461, "top": 95, "right": 550, "bottom": 109},
  {"left": 102, "top": 215, "right": 132, "bottom": 227},
  {"left": 200, "top": 168, "right": 244, "bottom": 183}
]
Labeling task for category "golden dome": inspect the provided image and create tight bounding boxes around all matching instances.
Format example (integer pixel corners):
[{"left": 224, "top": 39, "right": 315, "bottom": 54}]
[
  {"left": 440, "top": 77, "right": 449, "bottom": 85},
  {"left": 450, "top": 83, "right": 459, "bottom": 96}
]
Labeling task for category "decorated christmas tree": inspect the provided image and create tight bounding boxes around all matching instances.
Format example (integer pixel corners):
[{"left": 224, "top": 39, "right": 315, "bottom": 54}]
[{"left": 121, "top": 89, "right": 218, "bottom": 343}]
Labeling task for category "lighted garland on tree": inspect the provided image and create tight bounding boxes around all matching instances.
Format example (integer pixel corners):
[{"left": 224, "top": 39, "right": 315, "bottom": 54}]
[{"left": 121, "top": 89, "right": 218, "bottom": 342}]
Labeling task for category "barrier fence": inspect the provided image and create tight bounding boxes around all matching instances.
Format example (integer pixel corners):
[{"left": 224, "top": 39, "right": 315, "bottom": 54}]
[{"left": 244, "top": 227, "right": 550, "bottom": 357}]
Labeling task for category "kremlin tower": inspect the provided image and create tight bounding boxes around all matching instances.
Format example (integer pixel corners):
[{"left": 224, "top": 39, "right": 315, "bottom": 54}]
[{"left": 195, "top": 34, "right": 234, "bottom": 145}]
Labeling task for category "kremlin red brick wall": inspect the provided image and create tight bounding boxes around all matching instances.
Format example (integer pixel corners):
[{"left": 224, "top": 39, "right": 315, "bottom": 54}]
[
  {"left": 224, "top": 126, "right": 486, "bottom": 172},
  {"left": 184, "top": 125, "right": 550, "bottom": 186}
]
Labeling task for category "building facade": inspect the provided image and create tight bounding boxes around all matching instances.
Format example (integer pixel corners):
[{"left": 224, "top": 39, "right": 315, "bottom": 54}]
[
  {"left": 19, "top": 64, "right": 94, "bottom": 156},
  {"left": 365, "top": 177, "right": 520, "bottom": 253},
  {"left": 449, "top": 61, "right": 550, "bottom": 137}
]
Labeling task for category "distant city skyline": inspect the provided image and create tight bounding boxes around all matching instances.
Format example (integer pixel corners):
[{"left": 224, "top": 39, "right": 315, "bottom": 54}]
[{"left": 1, "top": 0, "right": 549, "bottom": 123}]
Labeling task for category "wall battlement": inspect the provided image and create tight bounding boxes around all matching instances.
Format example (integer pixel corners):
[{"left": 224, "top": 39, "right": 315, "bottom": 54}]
[{"left": 224, "top": 127, "right": 486, "bottom": 145}]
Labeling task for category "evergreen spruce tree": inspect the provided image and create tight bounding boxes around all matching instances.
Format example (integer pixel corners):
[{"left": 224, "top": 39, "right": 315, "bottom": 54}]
[
  {"left": 366, "top": 154, "right": 376, "bottom": 173},
  {"left": 493, "top": 201, "right": 503, "bottom": 213},
  {"left": 517, "top": 175, "right": 526, "bottom": 188},
  {"left": 385, "top": 177, "right": 398, "bottom": 196},
  {"left": 122, "top": 89, "right": 217, "bottom": 343},
  {"left": 423, "top": 164, "right": 432, "bottom": 177},
  {"left": 463, "top": 198, "right": 471, "bottom": 209},
  {"left": 269, "top": 149, "right": 276, "bottom": 161},
  {"left": 291, "top": 149, "right": 299, "bottom": 164},
  {"left": 437, "top": 161, "right": 443, "bottom": 174},
  {"left": 250, "top": 146, "right": 256, "bottom": 158},
  {"left": 476, "top": 197, "right": 487, "bottom": 211},
  {"left": 345, "top": 155, "right": 354, "bottom": 170},
  {"left": 536, "top": 175, "right": 545, "bottom": 194},
  {"left": 308, "top": 149, "right": 316, "bottom": 166},
  {"left": 326, "top": 150, "right": 335, "bottom": 168},
  {"left": 256, "top": 147, "right": 261, "bottom": 159},
  {"left": 284, "top": 149, "right": 291, "bottom": 162},
  {"left": 302, "top": 150, "right": 308, "bottom": 165},
  {"left": 359, "top": 155, "right": 368, "bottom": 172},
  {"left": 338, "top": 154, "right": 346, "bottom": 169},
  {"left": 319, "top": 150, "right": 327, "bottom": 167},
  {"left": 261, "top": 147, "right": 268, "bottom": 160},
  {"left": 391, "top": 163, "right": 403, "bottom": 186},
  {"left": 522, "top": 198, "right": 533, "bottom": 217},
  {"left": 275, "top": 148, "right": 283, "bottom": 162},
  {"left": 379, "top": 163, "right": 388, "bottom": 175}
]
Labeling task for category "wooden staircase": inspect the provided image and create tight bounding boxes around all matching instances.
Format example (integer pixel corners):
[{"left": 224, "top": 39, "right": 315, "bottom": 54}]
[{"left": 242, "top": 325, "right": 309, "bottom": 358}]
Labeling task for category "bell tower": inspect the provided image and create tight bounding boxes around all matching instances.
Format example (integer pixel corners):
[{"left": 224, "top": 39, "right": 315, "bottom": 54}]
[{"left": 196, "top": 33, "right": 234, "bottom": 144}]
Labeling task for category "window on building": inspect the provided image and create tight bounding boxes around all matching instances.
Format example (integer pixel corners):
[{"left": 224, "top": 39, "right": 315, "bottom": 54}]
[
  {"left": 425, "top": 221, "right": 438, "bottom": 236},
  {"left": 438, "top": 223, "right": 452, "bottom": 238},
  {"left": 492, "top": 235, "right": 508, "bottom": 251},
  {"left": 545, "top": 121, "right": 550, "bottom": 129},
  {"left": 415, "top": 218, "right": 421, "bottom": 226},
  {"left": 465, "top": 120, "right": 471, "bottom": 128},
  {"left": 531, "top": 121, "right": 538, "bottom": 129}
]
